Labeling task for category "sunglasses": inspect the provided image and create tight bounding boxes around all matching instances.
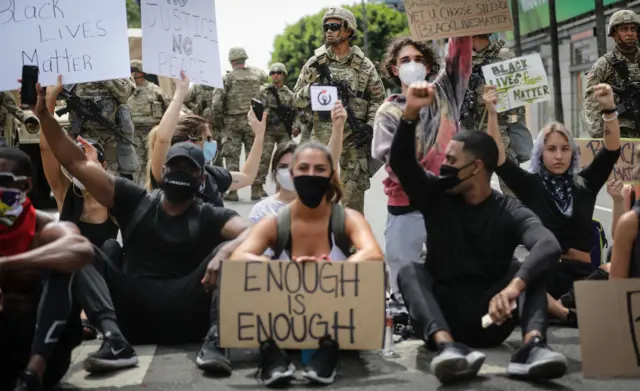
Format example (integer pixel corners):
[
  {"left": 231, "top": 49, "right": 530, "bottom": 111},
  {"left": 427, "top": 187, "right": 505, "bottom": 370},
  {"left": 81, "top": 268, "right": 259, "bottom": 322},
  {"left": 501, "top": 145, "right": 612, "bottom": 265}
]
[
  {"left": 323, "top": 23, "right": 342, "bottom": 32},
  {"left": 0, "top": 172, "right": 28, "bottom": 187},
  {"left": 270, "top": 71, "right": 283, "bottom": 76}
]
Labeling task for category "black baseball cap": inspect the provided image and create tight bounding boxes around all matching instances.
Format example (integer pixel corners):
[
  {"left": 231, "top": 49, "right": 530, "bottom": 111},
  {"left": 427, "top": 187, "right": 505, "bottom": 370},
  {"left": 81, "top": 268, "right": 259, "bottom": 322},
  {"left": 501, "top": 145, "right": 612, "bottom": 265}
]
[{"left": 165, "top": 142, "right": 205, "bottom": 170}]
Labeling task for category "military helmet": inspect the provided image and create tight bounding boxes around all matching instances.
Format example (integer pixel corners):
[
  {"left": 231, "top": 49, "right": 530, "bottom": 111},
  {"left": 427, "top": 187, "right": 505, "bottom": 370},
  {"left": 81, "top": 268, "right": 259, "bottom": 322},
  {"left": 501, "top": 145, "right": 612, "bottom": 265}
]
[
  {"left": 608, "top": 10, "right": 639, "bottom": 36},
  {"left": 228, "top": 47, "right": 248, "bottom": 61},
  {"left": 323, "top": 7, "right": 357, "bottom": 33},
  {"left": 130, "top": 59, "right": 143, "bottom": 73},
  {"left": 269, "top": 63, "right": 287, "bottom": 75}
]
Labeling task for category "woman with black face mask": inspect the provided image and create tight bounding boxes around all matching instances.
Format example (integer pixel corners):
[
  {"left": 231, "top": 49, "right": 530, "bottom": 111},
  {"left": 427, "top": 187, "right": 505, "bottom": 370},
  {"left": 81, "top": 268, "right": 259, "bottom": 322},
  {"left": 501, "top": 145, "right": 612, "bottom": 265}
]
[{"left": 228, "top": 141, "right": 383, "bottom": 387}]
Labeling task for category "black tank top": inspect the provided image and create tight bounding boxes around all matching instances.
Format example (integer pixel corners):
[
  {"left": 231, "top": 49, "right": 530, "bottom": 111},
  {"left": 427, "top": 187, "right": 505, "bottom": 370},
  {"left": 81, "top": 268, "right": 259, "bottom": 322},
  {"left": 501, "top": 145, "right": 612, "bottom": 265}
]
[{"left": 60, "top": 184, "right": 119, "bottom": 247}]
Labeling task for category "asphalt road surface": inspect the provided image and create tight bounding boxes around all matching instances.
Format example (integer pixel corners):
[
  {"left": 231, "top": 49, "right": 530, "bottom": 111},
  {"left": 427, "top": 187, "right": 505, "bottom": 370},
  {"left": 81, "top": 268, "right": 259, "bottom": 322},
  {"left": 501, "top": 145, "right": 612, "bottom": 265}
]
[{"left": 51, "top": 164, "right": 631, "bottom": 390}]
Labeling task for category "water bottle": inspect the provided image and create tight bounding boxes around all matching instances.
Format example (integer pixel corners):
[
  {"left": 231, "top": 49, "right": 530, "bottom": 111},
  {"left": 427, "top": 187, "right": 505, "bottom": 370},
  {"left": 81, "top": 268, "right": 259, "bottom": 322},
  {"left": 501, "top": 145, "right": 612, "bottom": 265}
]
[{"left": 382, "top": 306, "right": 398, "bottom": 357}]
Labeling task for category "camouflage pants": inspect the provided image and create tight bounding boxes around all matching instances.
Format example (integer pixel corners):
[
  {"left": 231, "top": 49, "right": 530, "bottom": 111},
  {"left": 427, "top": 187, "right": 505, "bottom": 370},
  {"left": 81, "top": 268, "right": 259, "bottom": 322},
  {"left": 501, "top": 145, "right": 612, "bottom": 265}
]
[
  {"left": 134, "top": 126, "right": 153, "bottom": 185},
  {"left": 314, "top": 121, "right": 370, "bottom": 214},
  {"left": 81, "top": 128, "right": 138, "bottom": 177},
  {"left": 256, "top": 131, "right": 291, "bottom": 186},
  {"left": 222, "top": 114, "right": 254, "bottom": 172}
]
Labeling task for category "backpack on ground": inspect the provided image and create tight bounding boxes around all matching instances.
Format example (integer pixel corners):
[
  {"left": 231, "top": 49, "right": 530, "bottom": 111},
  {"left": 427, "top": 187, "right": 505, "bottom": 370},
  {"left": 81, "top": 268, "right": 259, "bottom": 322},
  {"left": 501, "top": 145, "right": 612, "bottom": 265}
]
[
  {"left": 272, "top": 203, "right": 352, "bottom": 259},
  {"left": 590, "top": 219, "right": 608, "bottom": 269}
]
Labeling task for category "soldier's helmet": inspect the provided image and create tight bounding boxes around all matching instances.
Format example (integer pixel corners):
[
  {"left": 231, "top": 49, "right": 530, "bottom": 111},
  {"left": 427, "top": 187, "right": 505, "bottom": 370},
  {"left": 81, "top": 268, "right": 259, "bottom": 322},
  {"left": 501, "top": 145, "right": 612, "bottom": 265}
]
[
  {"left": 269, "top": 63, "right": 287, "bottom": 75},
  {"left": 323, "top": 7, "right": 357, "bottom": 34},
  {"left": 608, "top": 10, "right": 639, "bottom": 36},
  {"left": 130, "top": 59, "right": 143, "bottom": 73},
  {"left": 228, "top": 47, "right": 248, "bottom": 61}
]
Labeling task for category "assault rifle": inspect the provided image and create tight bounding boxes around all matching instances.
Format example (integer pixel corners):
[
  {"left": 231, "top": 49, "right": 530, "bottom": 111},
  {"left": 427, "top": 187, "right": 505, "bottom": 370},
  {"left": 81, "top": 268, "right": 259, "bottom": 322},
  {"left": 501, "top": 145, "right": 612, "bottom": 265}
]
[
  {"left": 460, "top": 41, "right": 505, "bottom": 130},
  {"left": 610, "top": 60, "right": 640, "bottom": 133},
  {"left": 55, "top": 85, "right": 138, "bottom": 147},
  {"left": 267, "top": 85, "right": 295, "bottom": 137}
]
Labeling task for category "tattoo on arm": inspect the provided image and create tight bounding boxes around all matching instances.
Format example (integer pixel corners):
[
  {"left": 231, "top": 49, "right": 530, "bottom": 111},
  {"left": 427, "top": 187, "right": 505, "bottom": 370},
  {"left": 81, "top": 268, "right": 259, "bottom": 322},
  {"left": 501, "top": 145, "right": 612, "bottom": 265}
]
[{"left": 605, "top": 124, "right": 611, "bottom": 136}]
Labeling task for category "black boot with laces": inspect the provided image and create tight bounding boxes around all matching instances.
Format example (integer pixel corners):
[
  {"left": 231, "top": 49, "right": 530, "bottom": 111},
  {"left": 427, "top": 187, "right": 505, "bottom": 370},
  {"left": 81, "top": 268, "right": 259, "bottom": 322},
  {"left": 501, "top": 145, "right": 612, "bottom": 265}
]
[
  {"left": 301, "top": 335, "right": 340, "bottom": 385},
  {"left": 254, "top": 339, "right": 295, "bottom": 387}
]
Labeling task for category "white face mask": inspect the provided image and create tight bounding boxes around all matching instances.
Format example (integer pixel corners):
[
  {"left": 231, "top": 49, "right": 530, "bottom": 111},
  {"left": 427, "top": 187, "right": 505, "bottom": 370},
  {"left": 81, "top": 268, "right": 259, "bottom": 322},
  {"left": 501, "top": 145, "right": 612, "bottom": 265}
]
[
  {"left": 398, "top": 61, "right": 428, "bottom": 86},
  {"left": 276, "top": 168, "right": 295, "bottom": 191}
]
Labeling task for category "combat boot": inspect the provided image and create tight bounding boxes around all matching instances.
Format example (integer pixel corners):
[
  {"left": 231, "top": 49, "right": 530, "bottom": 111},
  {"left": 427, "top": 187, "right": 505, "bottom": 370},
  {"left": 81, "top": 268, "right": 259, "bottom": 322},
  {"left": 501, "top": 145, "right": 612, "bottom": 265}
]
[
  {"left": 251, "top": 185, "right": 267, "bottom": 200},
  {"left": 223, "top": 191, "right": 239, "bottom": 202}
]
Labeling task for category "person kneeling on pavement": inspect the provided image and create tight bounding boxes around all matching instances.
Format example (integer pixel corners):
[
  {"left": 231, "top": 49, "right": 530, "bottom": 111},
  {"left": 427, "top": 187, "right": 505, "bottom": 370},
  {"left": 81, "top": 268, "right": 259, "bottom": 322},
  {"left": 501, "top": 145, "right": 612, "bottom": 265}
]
[
  {"left": 29, "top": 81, "right": 250, "bottom": 376},
  {"left": 230, "top": 141, "right": 383, "bottom": 387},
  {"left": 388, "top": 81, "right": 568, "bottom": 384}
]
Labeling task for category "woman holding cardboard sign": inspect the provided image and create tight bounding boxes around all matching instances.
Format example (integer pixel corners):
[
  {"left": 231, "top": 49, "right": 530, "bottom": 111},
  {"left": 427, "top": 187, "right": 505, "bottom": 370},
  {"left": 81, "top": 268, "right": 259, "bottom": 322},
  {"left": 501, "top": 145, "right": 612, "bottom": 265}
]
[
  {"left": 484, "top": 83, "right": 621, "bottom": 326},
  {"left": 229, "top": 140, "right": 383, "bottom": 387}
]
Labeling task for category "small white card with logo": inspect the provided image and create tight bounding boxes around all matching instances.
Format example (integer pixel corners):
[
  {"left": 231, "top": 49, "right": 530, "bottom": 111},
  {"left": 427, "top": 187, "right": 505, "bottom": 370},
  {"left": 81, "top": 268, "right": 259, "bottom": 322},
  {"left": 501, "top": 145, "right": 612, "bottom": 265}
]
[{"left": 310, "top": 85, "right": 338, "bottom": 111}]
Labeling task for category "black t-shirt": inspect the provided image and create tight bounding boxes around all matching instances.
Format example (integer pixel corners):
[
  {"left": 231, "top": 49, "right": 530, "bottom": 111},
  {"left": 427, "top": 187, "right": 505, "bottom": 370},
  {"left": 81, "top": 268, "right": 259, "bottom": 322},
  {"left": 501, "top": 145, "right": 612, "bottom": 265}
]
[
  {"left": 495, "top": 147, "right": 620, "bottom": 253},
  {"left": 150, "top": 165, "right": 232, "bottom": 207},
  {"left": 111, "top": 178, "right": 238, "bottom": 279},
  {"left": 389, "top": 119, "right": 561, "bottom": 290}
]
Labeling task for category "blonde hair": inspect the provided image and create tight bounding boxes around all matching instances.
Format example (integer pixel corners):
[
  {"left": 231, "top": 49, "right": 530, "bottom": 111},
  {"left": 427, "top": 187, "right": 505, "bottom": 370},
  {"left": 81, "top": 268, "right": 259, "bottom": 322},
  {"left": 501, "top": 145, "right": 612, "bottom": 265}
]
[{"left": 145, "top": 126, "right": 159, "bottom": 191}]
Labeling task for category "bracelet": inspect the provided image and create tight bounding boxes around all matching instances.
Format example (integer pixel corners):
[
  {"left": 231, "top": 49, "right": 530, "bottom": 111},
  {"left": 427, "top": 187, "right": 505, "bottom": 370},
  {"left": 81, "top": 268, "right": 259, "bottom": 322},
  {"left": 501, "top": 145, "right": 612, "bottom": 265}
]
[
  {"left": 400, "top": 116, "right": 418, "bottom": 125},
  {"left": 602, "top": 107, "right": 617, "bottom": 114},
  {"left": 602, "top": 112, "right": 618, "bottom": 122}
]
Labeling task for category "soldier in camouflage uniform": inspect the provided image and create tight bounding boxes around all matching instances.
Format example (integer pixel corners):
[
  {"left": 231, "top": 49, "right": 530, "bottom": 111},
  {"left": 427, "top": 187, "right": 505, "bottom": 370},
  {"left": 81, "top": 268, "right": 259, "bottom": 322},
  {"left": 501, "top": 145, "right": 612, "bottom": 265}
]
[
  {"left": 212, "top": 47, "right": 267, "bottom": 201},
  {"left": 129, "top": 60, "right": 172, "bottom": 184},
  {"left": 184, "top": 83, "right": 221, "bottom": 165},
  {"left": 461, "top": 34, "right": 526, "bottom": 197},
  {"left": 69, "top": 77, "right": 137, "bottom": 180},
  {"left": 293, "top": 7, "right": 386, "bottom": 214},
  {"left": 255, "top": 63, "right": 299, "bottom": 193},
  {"left": 585, "top": 10, "right": 640, "bottom": 137},
  {"left": 0, "top": 92, "right": 28, "bottom": 144}
]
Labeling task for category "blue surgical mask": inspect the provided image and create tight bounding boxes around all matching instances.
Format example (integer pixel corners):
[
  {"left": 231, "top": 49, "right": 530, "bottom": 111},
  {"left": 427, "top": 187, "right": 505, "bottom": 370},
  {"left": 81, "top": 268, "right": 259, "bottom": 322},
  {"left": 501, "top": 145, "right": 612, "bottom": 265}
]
[{"left": 204, "top": 141, "right": 218, "bottom": 163}]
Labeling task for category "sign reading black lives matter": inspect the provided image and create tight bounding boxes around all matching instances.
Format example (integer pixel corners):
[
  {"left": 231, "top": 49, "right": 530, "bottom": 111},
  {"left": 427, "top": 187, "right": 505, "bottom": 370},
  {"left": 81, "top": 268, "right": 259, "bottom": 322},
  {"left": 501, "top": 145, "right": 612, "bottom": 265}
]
[
  {"left": 481, "top": 53, "right": 550, "bottom": 113},
  {"left": 218, "top": 261, "right": 386, "bottom": 350},
  {"left": 0, "top": 0, "right": 130, "bottom": 92},
  {"left": 142, "top": 0, "right": 222, "bottom": 88},
  {"left": 404, "top": 0, "right": 513, "bottom": 40}
]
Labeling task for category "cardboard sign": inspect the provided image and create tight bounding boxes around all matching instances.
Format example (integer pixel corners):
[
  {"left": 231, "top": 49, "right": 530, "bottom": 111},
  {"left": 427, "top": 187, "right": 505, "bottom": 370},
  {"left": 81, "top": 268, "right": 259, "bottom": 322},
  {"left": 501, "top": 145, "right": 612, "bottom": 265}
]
[
  {"left": 575, "top": 138, "right": 640, "bottom": 184},
  {"left": 0, "top": 0, "right": 130, "bottom": 92},
  {"left": 575, "top": 280, "right": 640, "bottom": 378},
  {"left": 404, "top": 0, "right": 514, "bottom": 40},
  {"left": 218, "top": 261, "right": 386, "bottom": 350},
  {"left": 482, "top": 53, "right": 550, "bottom": 112},
  {"left": 310, "top": 85, "right": 338, "bottom": 111},
  {"left": 141, "top": 0, "right": 223, "bottom": 88}
]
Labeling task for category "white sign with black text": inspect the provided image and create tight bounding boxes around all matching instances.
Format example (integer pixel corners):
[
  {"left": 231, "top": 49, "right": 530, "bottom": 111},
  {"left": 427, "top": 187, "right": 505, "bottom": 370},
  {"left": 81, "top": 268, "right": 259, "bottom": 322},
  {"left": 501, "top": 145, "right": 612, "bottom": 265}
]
[
  {"left": 0, "top": 0, "right": 130, "bottom": 92},
  {"left": 141, "top": 0, "right": 222, "bottom": 88},
  {"left": 481, "top": 53, "right": 550, "bottom": 113}
]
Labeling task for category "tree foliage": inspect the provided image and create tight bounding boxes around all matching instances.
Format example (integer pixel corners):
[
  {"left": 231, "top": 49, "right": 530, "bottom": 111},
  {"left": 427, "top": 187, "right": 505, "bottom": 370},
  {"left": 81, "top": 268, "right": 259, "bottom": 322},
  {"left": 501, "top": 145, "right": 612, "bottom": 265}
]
[
  {"left": 127, "top": 0, "right": 141, "bottom": 28},
  {"left": 270, "top": 4, "right": 410, "bottom": 86}
]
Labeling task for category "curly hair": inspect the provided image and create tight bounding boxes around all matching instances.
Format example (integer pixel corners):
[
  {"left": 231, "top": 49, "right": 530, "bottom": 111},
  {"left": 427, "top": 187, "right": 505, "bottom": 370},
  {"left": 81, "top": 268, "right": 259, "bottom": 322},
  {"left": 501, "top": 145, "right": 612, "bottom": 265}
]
[{"left": 381, "top": 36, "right": 440, "bottom": 86}]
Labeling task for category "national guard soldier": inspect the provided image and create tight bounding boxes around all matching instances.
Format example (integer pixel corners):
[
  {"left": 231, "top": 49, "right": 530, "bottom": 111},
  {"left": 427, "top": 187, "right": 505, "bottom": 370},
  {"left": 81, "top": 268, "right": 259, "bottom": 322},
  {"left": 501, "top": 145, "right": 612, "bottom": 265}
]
[
  {"left": 460, "top": 34, "right": 526, "bottom": 197},
  {"left": 293, "top": 7, "right": 386, "bottom": 214},
  {"left": 212, "top": 47, "right": 267, "bottom": 201},
  {"left": 255, "top": 63, "right": 299, "bottom": 195},
  {"left": 184, "top": 83, "right": 221, "bottom": 164},
  {"left": 69, "top": 78, "right": 137, "bottom": 180},
  {"left": 585, "top": 10, "right": 640, "bottom": 138},
  {"left": 128, "top": 60, "right": 172, "bottom": 184},
  {"left": 1, "top": 92, "right": 28, "bottom": 144}
]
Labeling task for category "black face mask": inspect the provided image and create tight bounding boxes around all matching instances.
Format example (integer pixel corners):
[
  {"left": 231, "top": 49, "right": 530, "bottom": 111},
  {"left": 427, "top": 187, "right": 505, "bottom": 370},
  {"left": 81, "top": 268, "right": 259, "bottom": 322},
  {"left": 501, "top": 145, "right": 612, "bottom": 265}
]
[
  {"left": 293, "top": 175, "right": 331, "bottom": 208},
  {"left": 161, "top": 171, "right": 200, "bottom": 204},
  {"left": 438, "top": 162, "right": 475, "bottom": 190}
]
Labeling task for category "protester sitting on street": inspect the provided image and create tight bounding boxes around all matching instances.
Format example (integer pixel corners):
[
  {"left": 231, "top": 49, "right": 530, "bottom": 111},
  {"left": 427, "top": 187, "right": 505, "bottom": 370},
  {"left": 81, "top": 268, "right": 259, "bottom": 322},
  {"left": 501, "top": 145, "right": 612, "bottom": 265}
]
[
  {"left": 609, "top": 181, "right": 640, "bottom": 278},
  {"left": 148, "top": 71, "right": 265, "bottom": 206},
  {"left": 0, "top": 147, "right": 94, "bottom": 391},
  {"left": 230, "top": 141, "right": 383, "bottom": 386},
  {"left": 249, "top": 100, "right": 346, "bottom": 230},
  {"left": 30, "top": 78, "right": 250, "bottom": 376},
  {"left": 389, "top": 81, "right": 568, "bottom": 384},
  {"left": 484, "top": 84, "right": 620, "bottom": 327},
  {"left": 372, "top": 36, "right": 471, "bottom": 301}
]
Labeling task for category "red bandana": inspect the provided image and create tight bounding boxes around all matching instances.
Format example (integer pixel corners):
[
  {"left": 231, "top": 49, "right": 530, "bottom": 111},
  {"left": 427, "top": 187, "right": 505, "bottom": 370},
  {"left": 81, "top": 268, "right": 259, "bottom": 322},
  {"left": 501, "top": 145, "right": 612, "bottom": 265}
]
[{"left": 0, "top": 199, "right": 37, "bottom": 256}]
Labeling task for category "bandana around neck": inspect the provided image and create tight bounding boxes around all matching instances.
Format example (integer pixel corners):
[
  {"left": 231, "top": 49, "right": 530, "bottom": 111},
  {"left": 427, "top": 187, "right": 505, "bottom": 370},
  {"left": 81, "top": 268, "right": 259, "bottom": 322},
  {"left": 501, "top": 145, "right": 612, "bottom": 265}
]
[{"left": 539, "top": 165, "right": 574, "bottom": 217}]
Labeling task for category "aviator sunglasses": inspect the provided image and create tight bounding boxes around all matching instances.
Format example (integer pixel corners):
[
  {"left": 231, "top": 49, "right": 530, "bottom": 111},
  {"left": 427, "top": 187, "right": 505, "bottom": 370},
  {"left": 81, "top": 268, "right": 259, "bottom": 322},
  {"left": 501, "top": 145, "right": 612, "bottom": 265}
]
[{"left": 323, "top": 22, "right": 342, "bottom": 32}]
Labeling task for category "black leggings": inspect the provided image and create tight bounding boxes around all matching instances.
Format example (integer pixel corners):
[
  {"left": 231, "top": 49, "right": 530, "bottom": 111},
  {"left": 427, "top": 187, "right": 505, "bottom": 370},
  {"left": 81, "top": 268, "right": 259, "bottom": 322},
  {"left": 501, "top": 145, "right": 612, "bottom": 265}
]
[
  {"left": 0, "top": 273, "right": 81, "bottom": 391},
  {"left": 397, "top": 261, "right": 549, "bottom": 349},
  {"left": 75, "top": 246, "right": 218, "bottom": 345}
]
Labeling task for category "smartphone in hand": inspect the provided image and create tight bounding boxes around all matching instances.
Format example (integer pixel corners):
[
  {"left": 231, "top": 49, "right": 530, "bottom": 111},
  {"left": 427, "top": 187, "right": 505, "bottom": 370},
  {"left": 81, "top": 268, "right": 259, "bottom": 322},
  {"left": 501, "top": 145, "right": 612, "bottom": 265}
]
[
  {"left": 21, "top": 65, "right": 39, "bottom": 106},
  {"left": 251, "top": 98, "right": 264, "bottom": 121}
]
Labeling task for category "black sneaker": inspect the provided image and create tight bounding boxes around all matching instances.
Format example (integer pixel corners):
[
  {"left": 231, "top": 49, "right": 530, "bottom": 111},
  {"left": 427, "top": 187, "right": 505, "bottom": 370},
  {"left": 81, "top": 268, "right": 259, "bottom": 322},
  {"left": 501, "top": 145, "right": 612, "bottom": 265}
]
[
  {"left": 196, "top": 333, "right": 232, "bottom": 375},
  {"left": 13, "top": 370, "right": 41, "bottom": 391},
  {"left": 507, "top": 336, "right": 568, "bottom": 379},
  {"left": 301, "top": 336, "right": 340, "bottom": 385},
  {"left": 429, "top": 342, "right": 486, "bottom": 384},
  {"left": 255, "top": 339, "right": 295, "bottom": 387},
  {"left": 83, "top": 332, "right": 138, "bottom": 373}
]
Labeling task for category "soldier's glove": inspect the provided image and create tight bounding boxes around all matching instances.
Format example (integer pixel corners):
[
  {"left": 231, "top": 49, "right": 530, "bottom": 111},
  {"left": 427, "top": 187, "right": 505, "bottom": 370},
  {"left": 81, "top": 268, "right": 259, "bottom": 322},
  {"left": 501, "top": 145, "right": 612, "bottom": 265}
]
[{"left": 345, "top": 124, "right": 373, "bottom": 148}]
